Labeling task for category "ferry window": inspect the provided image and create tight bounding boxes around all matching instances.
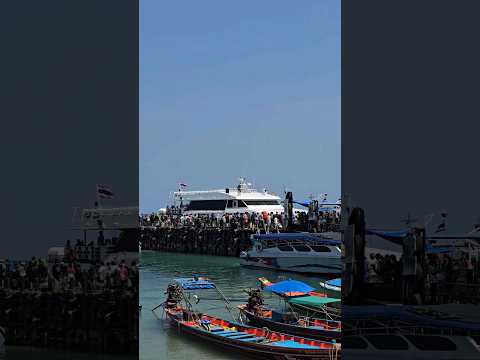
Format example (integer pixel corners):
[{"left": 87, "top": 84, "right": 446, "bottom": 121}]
[
  {"left": 238, "top": 200, "right": 247, "bottom": 207},
  {"left": 243, "top": 200, "right": 280, "bottom": 205},
  {"left": 342, "top": 336, "right": 368, "bottom": 349},
  {"left": 310, "top": 245, "right": 331, "bottom": 252},
  {"left": 186, "top": 200, "right": 227, "bottom": 211},
  {"left": 404, "top": 335, "right": 456, "bottom": 351},
  {"left": 365, "top": 335, "right": 409, "bottom": 350},
  {"left": 293, "top": 245, "right": 311, "bottom": 252},
  {"left": 278, "top": 245, "right": 294, "bottom": 252},
  {"left": 227, "top": 200, "right": 247, "bottom": 208}
]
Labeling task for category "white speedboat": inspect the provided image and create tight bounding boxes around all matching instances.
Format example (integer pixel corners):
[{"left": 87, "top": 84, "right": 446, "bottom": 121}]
[
  {"left": 172, "top": 178, "right": 285, "bottom": 216},
  {"left": 240, "top": 233, "right": 342, "bottom": 274},
  {"left": 0, "top": 326, "right": 5, "bottom": 346},
  {"left": 343, "top": 334, "right": 480, "bottom": 359}
]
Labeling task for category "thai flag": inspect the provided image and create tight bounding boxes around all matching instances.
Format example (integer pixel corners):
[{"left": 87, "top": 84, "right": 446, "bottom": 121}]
[
  {"left": 97, "top": 184, "right": 114, "bottom": 199},
  {"left": 435, "top": 222, "right": 446, "bottom": 233},
  {"left": 179, "top": 183, "right": 187, "bottom": 188}
]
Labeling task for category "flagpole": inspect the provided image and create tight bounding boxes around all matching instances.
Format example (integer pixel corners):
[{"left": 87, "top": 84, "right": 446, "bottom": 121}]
[{"left": 96, "top": 184, "right": 102, "bottom": 209}]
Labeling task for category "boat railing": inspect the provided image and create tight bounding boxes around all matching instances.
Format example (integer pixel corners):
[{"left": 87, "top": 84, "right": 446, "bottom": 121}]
[{"left": 259, "top": 238, "right": 338, "bottom": 249}]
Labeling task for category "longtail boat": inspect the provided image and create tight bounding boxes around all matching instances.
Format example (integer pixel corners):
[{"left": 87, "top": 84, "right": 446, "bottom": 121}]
[
  {"left": 238, "top": 304, "right": 341, "bottom": 342},
  {"left": 157, "top": 276, "right": 341, "bottom": 360},
  {"left": 259, "top": 277, "right": 341, "bottom": 318},
  {"left": 238, "top": 287, "right": 340, "bottom": 342}
]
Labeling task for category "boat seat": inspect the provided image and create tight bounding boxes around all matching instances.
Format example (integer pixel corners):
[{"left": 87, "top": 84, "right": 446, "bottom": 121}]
[
  {"left": 224, "top": 333, "right": 254, "bottom": 340},
  {"left": 221, "top": 332, "right": 246, "bottom": 337},
  {"left": 214, "top": 331, "right": 240, "bottom": 336},
  {"left": 268, "top": 340, "right": 321, "bottom": 349},
  {"left": 238, "top": 337, "right": 265, "bottom": 342},
  {"left": 209, "top": 327, "right": 226, "bottom": 332}
]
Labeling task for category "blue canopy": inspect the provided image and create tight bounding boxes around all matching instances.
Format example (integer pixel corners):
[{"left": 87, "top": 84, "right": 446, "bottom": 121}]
[
  {"left": 293, "top": 201, "right": 310, "bottom": 207},
  {"left": 366, "top": 229, "right": 409, "bottom": 239},
  {"left": 264, "top": 279, "right": 315, "bottom": 295},
  {"left": 293, "top": 201, "right": 338, "bottom": 212},
  {"left": 174, "top": 277, "right": 216, "bottom": 290},
  {"left": 366, "top": 229, "right": 409, "bottom": 245},
  {"left": 425, "top": 244, "right": 452, "bottom": 254},
  {"left": 326, "top": 278, "right": 341, "bottom": 287},
  {"left": 252, "top": 233, "right": 341, "bottom": 246}
]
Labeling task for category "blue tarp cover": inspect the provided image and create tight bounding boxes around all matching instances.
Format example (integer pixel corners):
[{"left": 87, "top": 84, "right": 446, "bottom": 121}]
[
  {"left": 264, "top": 279, "right": 315, "bottom": 295},
  {"left": 174, "top": 277, "right": 216, "bottom": 290}
]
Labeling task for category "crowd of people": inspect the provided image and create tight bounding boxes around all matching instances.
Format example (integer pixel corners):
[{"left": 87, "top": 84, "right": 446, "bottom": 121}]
[
  {"left": 366, "top": 251, "right": 480, "bottom": 303},
  {"left": 140, "top": 209, "right": 340, "bottom": 234},
  {"left": 0, "top": 256, "right": 138, "bottom": 294}
]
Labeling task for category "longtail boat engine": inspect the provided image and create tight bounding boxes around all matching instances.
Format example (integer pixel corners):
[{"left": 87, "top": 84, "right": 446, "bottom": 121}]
[
  {"left": 246, "top": 288, "right": 264, "bottom": 313},
  {"left": 165, "top": 283, "right": 182, "bottom": 309}
]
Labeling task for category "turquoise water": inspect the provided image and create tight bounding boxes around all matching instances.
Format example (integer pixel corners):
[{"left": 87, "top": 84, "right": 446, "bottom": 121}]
[{"left": 139, "top": 251, "right": 334, "bottom": 360}]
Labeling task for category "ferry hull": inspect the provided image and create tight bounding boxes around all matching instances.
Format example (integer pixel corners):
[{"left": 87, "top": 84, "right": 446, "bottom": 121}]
[{"left": 240, "top": 256, "right": 341, "bottom": 275}]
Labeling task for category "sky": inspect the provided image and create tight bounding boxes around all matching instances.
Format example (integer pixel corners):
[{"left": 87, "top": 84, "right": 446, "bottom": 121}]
[
  {"left": 140, "top": 1, "right": 341, "bottom": 213},
  {"left": 0, "top": 1, "right": 138, "bottom": 259}
]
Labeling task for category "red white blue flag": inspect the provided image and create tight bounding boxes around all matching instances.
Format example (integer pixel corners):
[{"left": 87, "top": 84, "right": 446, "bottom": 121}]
[{"left": 97, "top": 184, "right": 114, "bottom": 199}]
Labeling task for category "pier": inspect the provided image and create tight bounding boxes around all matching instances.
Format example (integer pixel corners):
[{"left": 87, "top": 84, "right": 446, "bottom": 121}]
[
  {"left": 141, "top": 227, "right": 253, "bottom": 256},
  {"left": 140, "top": 199, "right": 341, "bottom": 257},
  {"left": 0, "top": 289, "right": 138, "bottom": 353}
]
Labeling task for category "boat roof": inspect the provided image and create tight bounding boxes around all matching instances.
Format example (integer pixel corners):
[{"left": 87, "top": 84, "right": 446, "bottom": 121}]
[
  {"left": 289, "top": 295, "right": 341, "bottom": 306},
  {"left": 326, "top": 278, "right": 341, "bottom": 287},
  {"left": 264, "top": 279, "right": 315, "bottom": 295},
  {"left": 252, "top": 233, "right": 341, "bottom": 246},
  {"left": 173, "top": 277, "right": 216, "bottom": 290}
]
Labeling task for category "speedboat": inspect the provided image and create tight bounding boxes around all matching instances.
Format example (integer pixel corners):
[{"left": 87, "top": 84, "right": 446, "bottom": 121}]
[
  {"left": 0, "top": 326, "right": 5, "bottom": 346},
  {"left": 241, "top": 233, "right": 342, "bottom": 275},
  {"left": 343, "top": 334, "right": 479, "bottom": 359}
]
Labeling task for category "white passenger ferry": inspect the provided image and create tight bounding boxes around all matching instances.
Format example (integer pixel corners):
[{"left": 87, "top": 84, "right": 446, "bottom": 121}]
[
  {"left": 173, "top": 178, "right": 285, "bottom": 216},
  {"left": 240, "top": 232, "right": 342, "bottom": 274}
]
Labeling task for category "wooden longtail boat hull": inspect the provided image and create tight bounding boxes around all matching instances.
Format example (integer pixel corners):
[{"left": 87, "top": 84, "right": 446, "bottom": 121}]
[
  {"left": 239, "top": 307, "right": 341, "bottom": 341},
  {"left": 165, "top": 309, "right": 341, "bottom": 360}
]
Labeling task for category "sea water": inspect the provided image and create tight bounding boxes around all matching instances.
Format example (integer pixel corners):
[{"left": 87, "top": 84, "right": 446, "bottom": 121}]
[{"left": 139, "top": 251, "right": 333, "bottom": 360}]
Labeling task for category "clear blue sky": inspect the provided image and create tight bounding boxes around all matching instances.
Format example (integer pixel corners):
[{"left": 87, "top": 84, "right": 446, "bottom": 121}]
[{"left": 140, "top": 1, "right": 340, "bottom": 213}]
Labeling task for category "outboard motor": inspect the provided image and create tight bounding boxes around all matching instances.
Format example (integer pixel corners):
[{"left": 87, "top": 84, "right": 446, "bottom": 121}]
[
  {"left": 246, "top": 289, "right": 264, "bottom": 312},
  {"left": 165, "top": 283, "right": 182, "bottom": 309}
]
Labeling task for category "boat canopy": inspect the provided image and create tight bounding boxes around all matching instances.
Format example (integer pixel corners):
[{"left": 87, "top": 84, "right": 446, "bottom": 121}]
[
  {"left": 252, "top": 233, "right": 341, "bottom": 246},
  {"left": 173, "top": 277, "right": 216, "bottom": 290},
  {"left": 425, "top": 244, "right": 452, "bottom": 254},
  {"left": 326, "top": 278, "right": 341, "bottom": 287},
  {"left": 289, "top": 295, "right": 341, "bottom": 307},
  {"left": 366, "top": 229, "right": 409, "bottom": 240},
  {"left": 264, "top": 279, "right": 315, "bottom": 296}
]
